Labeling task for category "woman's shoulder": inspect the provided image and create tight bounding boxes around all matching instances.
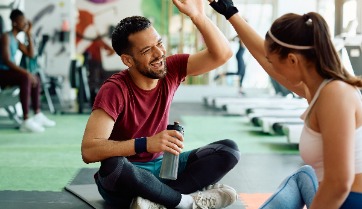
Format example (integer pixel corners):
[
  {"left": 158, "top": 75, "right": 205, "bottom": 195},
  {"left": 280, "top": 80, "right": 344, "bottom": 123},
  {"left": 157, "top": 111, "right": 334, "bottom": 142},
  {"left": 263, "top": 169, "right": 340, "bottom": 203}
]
[
  {"left": 324, "top": 79, "right": 354, "bottom": 90},
  {"left": 320, "top": 80, "right": 359, "bottom": 102}
]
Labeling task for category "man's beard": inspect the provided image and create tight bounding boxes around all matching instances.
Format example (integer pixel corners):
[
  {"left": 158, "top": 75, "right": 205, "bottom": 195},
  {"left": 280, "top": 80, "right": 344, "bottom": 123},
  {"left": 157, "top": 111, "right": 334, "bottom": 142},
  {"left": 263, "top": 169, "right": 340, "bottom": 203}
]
[{"left": 134, "top": 56, "right": 167, "bottom": 79}]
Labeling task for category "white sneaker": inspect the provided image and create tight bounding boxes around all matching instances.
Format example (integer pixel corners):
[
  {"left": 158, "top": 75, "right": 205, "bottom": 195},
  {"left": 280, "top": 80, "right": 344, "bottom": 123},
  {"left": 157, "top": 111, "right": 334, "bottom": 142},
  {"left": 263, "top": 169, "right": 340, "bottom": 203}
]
[
  {"left": 130, "top": 196, "right": 166, "bottom": 209},
  {"left": 20, "top": 118, "right": 45, "bottom": 133},
  {"left": 33, "top": 112, "right": 56, "bottom": 127},
  {"left": 201, "top": 183, "right": 223, "bottom": 191},
  {"left": 191, "top": 184, "right": 238, "bottom": 209}
]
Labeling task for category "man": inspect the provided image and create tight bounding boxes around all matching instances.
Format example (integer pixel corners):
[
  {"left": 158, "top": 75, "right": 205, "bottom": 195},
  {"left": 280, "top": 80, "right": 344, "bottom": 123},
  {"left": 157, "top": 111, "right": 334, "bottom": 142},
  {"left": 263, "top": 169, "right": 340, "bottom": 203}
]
[
  {"left": 0, "top": 9, "right": 55, "bottom": 132},
  {"left": 81, "top": 0, "right": 240, "bottom": 208}
]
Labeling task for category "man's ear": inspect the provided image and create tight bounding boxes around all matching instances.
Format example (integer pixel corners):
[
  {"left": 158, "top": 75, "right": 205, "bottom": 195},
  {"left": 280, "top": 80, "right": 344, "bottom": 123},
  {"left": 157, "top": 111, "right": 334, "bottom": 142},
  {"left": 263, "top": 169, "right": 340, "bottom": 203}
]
[{"left": 121, "top": 54, "right": 133, "bottom": 68}]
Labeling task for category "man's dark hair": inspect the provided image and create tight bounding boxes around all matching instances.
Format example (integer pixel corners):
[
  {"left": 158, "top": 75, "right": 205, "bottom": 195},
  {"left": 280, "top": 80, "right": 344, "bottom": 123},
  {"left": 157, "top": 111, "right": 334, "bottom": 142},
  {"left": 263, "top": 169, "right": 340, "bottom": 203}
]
[
  {"left": 111, "top": 16, "right": 151, "bottom": 56},
  {"left": 10, "top": 9, "right": 24, "bottom": 22}
]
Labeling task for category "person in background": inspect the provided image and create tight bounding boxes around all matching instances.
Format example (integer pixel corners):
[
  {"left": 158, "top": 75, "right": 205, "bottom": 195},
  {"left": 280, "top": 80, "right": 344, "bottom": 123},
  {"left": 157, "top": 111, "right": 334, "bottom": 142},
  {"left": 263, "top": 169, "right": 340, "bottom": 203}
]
[
  {"left": 214, "top": 35, "right": 247, "bottom": 95},
  {"left": 81, "top": 0, "right": 240, "bottom": 209},
  {"left": 0, "top": 9, "right": 55, "bottom": 133},
  {"left": 209, "top": 0, "right": 362, "bottom": 208}
]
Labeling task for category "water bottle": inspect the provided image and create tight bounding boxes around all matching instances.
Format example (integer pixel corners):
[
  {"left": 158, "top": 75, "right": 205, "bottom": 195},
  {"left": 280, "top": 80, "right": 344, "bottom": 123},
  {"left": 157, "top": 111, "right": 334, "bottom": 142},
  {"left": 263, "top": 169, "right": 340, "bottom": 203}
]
[{"left": 159, "top": 121, "right": 184, "bottom": 180}]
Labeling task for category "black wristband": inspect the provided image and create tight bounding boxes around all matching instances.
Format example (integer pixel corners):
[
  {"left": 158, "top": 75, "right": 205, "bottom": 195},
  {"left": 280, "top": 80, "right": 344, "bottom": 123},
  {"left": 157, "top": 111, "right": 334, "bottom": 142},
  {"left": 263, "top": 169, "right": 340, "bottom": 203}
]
[
  {"left": 135, "top": 137, "right": 147, "bottom": 154},
  {"left": 225, "top": 6, "right": 239, "bottom": 20},
  {"left": 209, "top": 1, "right": 239, "bottom": 20}
]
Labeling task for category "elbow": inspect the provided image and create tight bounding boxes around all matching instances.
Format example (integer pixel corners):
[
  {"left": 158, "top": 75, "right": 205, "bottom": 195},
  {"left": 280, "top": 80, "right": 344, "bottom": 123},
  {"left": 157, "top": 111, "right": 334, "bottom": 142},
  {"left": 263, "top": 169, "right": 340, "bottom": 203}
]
[
  {"left": 81, "top": 146, "right": 94, "bottom": 164},
  {"left": 326, "top": 176, "right": 354, "bottom": 195},
  {"left": 223, "top": 48, "right": 233, "bottom": 62},
  {"left": 215, "top": 48, "right": 233, "bottom": 66},
  {"left": 333, "top": 182, "right": 352, "bottom": 197},
  {"left": 81, "top": 150, "right": 91, "bottom": 164},
  {"left": 4, "top": 60, "right": 13, "bottom": 67}
]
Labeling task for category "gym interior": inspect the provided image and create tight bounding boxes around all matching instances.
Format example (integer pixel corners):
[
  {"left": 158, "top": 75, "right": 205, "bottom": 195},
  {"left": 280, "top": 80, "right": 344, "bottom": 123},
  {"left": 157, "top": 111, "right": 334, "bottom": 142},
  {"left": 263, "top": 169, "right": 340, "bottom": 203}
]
[{"left": 0, "top": 0, "right": 362, "bottom": 208}]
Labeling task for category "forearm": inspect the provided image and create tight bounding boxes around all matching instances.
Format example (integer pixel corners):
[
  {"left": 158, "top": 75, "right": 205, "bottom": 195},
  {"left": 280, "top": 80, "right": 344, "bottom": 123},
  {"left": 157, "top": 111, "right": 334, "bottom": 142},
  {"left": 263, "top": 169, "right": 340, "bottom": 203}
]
[
  {"left": 81, "top": 137, "right": 136, "bottom": 163},
  {"left": 25, "top": 33, "right": 34, "bottom": 58},
  {"left": 4, "top": 59, "right": 28, "bottom": 74}
]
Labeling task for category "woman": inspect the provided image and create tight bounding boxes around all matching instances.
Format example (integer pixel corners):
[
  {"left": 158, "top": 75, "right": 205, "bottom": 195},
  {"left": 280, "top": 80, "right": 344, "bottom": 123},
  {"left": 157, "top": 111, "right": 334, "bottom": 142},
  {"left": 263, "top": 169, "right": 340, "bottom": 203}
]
[
  {"left": 0, "top": 9, "right": 55, "bottom": 132},
  {"left": 208, "top": 0, "right": 362, "bottom": 208}
]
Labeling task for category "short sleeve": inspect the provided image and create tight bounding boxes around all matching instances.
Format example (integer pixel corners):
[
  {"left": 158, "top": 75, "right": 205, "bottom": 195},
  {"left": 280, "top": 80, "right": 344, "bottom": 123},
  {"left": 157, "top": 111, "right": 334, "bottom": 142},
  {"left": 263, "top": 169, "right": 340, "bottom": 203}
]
[{"left": 92, "top": 82, "right": 124, "bottom": 121}]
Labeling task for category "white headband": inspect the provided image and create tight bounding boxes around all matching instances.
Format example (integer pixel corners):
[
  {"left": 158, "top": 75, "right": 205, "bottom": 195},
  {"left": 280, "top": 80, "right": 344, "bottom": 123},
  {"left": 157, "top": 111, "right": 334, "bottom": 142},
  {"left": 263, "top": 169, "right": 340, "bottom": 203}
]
[{"left": 267, "top": 30, "right": 313, "bottom": 50}]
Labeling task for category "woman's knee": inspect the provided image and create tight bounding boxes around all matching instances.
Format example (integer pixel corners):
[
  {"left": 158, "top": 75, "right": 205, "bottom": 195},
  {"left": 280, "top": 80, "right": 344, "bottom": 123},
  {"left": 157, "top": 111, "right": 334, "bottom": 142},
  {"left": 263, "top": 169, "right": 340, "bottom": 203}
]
[
  {"left": 20, "top": 74, "right": 31, "bottom": 88},
  {"left": 293, "top": 165, "right": 318, "bottom": 189},
  {"left": 295, "top": 165, "right": 315, "bottom": 177}
]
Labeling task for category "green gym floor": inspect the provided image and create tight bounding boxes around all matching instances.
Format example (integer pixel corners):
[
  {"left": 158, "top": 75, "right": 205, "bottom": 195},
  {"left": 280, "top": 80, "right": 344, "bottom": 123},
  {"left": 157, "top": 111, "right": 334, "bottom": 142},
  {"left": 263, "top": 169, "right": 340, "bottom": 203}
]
[{"left": 0, "top": 102, "right": 303, "bottom": 209}]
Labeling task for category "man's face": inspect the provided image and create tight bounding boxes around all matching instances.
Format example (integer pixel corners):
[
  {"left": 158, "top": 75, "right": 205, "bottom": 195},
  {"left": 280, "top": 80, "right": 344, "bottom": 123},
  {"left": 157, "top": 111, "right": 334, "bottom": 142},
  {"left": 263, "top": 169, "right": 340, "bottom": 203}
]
[{"left": 128, "top": 27, "right": 167, "bottom": 79}]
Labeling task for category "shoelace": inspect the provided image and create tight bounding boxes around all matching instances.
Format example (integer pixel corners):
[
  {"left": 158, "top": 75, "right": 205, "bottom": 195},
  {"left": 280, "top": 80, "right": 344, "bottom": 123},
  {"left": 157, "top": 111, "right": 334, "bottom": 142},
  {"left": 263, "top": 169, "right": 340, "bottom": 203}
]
[
  {"left": 201, "top": 183, "right": 221, "bottom": 191},
  {"left": 194, "top": 192, "right": 217, "bottom": 209},
  {"left": 149, "top": 202, "right": 166, "bottom": 209}
]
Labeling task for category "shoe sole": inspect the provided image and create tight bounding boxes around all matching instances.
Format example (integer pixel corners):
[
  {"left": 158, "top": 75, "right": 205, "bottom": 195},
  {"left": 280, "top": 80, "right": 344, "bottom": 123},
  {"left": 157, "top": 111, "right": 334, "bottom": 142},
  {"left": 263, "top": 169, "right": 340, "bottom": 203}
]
[{"left": 19, "top": 127, "right": 45, "bottom": 133}]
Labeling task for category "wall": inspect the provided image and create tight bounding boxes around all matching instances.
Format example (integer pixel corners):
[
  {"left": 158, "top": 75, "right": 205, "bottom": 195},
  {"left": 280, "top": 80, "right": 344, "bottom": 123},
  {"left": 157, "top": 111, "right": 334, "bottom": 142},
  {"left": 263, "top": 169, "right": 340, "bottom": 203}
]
[
  {"left": 357, "top": 0, "right": 362, "bottom": 33},
  {"left": 76, "top": 0, "right": 142, "bottom": 71},
  {"left": 24, "top": 0, "right": 76, "bottom": 77},
  {"left": 277, "top": 0, "right": 317, "bottom": 16}
]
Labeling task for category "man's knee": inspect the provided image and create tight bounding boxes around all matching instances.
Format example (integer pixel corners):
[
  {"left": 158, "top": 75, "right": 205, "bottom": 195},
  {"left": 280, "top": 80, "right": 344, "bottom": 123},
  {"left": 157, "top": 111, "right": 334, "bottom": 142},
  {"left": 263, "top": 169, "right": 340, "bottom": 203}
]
[
  {"left": 215, "top": 139, "right": 240, "bottom": 162},
  {"left": 99, "top": 156, "right": 127, "bottom": 176}
]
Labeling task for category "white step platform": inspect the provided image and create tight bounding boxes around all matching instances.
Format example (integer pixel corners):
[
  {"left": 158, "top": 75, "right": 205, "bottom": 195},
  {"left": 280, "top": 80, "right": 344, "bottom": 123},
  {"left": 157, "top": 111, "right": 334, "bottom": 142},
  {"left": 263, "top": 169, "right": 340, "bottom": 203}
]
[
  {"left": 248, "top": 109, "right": 305, "bottom": 119},
  {"left": 283, "top": 124, "right": 304, "bottom": 144},
  {"left": 271, "top": 122, "right": 304, "bottom": 144},
  {"left": 258, "top": 117, "right": 304, "bottom": 135},
  {"left": 216, "top": 97, "right": 307, "bottom": 110}
]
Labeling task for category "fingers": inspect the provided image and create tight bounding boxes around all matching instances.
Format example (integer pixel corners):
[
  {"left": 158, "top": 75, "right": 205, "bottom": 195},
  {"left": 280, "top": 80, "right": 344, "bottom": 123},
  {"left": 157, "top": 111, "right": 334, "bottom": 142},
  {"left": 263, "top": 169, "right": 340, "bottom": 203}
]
[
  {"left": 27, "top": 73, "right": 36, "bottom": 87},
  {"left": 165, "top": 140, "right": 183, "bottom": 155},
  {"left": 172, "top": 0, "right": 181, "bottom": 6},
  {"left": 31, "top": 74, "right": 38, "bottom": 85},
  {"left": 169, "top": 130, "right": 184, "bottom": 142},
  {"left": 173, "top": 0, "right": 188, "bottom": 8},
  {"left": 148, "top": 130, "right": 184, "bottom": 154},
  {"left": 167, "top": 130, "right": 184, "bottom": 144},
  {"left": 163, "top": 130, "right": 184, "bottom": 154}
]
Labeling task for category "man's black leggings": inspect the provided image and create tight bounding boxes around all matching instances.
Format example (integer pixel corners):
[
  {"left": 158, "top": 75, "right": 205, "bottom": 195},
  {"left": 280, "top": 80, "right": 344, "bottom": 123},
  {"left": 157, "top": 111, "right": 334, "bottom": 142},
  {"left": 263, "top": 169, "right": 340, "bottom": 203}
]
[{"left": 95, "top": 139, "right": 240, "bottom": 208}]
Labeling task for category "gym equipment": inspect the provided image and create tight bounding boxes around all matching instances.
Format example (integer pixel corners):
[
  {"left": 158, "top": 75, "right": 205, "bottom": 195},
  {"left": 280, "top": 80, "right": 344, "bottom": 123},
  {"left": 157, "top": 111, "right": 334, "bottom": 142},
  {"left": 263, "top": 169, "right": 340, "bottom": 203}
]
[
  {"left": 344, "top": 35, "right": 362, "bottom": 76},
  {"left": 67, "top": 57, "right": 91, "bottom": 114},
  {"left": 0, "top": 86, "right": 22, "bottom": 128},
  {"left": 254, "top": 116, "right": 304, "bottom": 135},
  {"left": 213, "top": 96, "right": 305, "bottom": 110},
  {"left": 273, "top": 123, "right": 304, "bottom": 144},
  {"left": 221, "top": 98, "right": 307, "bottom": 115},
  {"left": 20, "top": 35, "right": 64, "bottom": 114},
  {"left": 65, "top": 184, "right": 116, "bottom": 209}
]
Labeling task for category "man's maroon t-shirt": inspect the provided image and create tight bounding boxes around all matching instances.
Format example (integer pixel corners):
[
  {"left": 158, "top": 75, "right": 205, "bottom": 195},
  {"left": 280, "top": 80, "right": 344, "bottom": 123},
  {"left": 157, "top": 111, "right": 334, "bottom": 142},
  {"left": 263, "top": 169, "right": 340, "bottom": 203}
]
[{"left": 92, "top": 54, "right": 189, "bottom": 162}]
